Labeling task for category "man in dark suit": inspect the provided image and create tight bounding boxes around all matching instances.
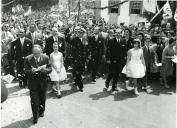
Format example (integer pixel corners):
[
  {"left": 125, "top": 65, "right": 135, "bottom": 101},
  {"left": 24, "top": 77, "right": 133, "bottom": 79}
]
[
  {"left": 88, "top": 26, "right": 104, "bottom": 82},
  {"left": 10, "top": 29, "right": 33, "bottom": 88},
  {"left": 105, "top": 29, "right": 124, "bottom": 91},
  {"left": 66, "top": 26, "right": 85, "bottom": 92},
  {"left": 141, "top": 35, "right": 155, "bottom": 91},
  {"left": 64, "top": 22, "right": 74, "bottom": 71},
  {"left": 24, "top": 44, "right": 52, "bottom": 124},
  {"left": 44, "top": 27, "right": 65, "bottom": 57}
]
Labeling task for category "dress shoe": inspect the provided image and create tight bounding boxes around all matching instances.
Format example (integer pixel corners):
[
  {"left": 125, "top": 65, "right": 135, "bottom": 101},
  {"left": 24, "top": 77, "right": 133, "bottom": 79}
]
[
  {"left": 33, "top": 117, "right": 38, "bottom": 124},
  {"left": 57, "top": 94, "right": 62, "bottom": 98},
  {"left": 112, "top": 87, "right": 118, "bottom": 91},
  {"left": 92, "top": 79, "right": 96, "bottom": 82},
  {"left": 164, "top": 84, "right": 170, "bottom": 89},
  {"left": 79, "top": 89, "right": 83, "bottom": 92},
  {"left": 39, "top": 113, "right": 44, "bottom": 117},
  {"left": 105, "top": 83, "right": 109, "bottom": 89}
]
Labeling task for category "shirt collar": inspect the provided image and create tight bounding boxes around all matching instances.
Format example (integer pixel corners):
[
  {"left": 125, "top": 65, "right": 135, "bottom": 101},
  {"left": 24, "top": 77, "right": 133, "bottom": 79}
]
[
  {"left": 34, "top": 56, "right": 40, "bottom": 62},
  {"left": 20, "top": 37, "right": 25, "bottom": 40}
]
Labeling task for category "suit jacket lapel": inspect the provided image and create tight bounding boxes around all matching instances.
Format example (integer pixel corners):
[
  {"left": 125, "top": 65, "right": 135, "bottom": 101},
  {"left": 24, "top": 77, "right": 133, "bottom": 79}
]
[
  {"left": 17, "top": 38, "right": 23, "bottom": 54},
  {"left": 31, "top": 55, "right": 38, "bottom": 68},
  {"left": 51, "top": 36, "right": 54, "bottom": 43},
  {"left": 37, "top": 55, "right": 43, "bottom": 66},
  {"left": 23, "top": 38, "right": 27, "bottom": 49}
]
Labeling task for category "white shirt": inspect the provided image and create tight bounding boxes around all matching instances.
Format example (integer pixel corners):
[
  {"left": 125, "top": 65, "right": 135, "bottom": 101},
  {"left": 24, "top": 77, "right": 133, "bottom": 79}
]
[
  {"left": 80, "top": 38, "right": 83, "bottom": 42},
  {"left": 34, "top": 56, "right": 40, "bottom": 63},
  {"left": 31, "top": 32, "right": 36, "bottom": 43},
  {"left": 95, "top": 34, "right": 98, "bottom": 41},
  {"left": 53, "top": 36, "right": 58, "bottom": 43},
  {"left": 116, "top": 38, "right": 120, "bottom": 43},
  {"left": 20, "top": 37, "right": 25, "bottom": 46}
]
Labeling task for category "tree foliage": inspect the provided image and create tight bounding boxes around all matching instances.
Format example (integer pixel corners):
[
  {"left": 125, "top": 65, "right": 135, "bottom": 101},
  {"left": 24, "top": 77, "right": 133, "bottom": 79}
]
[{"left": 2, "top": 0, "right": 59, "bottom": 12}]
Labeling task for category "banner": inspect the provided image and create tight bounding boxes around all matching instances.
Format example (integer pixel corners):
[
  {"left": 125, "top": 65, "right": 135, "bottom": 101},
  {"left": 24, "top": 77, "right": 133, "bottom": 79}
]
[{"left": 163, "top": 1, "right": 172, "bottom": 19}]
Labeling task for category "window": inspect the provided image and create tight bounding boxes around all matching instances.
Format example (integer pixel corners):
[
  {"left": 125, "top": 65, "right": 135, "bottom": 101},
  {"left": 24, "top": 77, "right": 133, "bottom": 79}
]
[
  {"left": 130, "top": 1, "right": 143, "bottom": 14},
  {"left": 109, "top": 7, "right": 118, "bottom": 13},
  {"left": 108, "top": 0, "right": 120, "bottom": 14}
]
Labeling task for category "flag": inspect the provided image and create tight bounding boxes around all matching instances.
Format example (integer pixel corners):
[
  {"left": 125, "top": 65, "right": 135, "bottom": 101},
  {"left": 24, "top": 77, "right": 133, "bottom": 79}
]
[
  {"left": 163, "top": 1, "right": 172, "bottom": 19},
  {"left": 24, "top": 6, "right": 32, "bottom": 16},
  {"left": 174, "top": 8, "right": 177, "bottom": 21},
  {"left": 143, "top": 0, "right": 157, "bottom": 13}
]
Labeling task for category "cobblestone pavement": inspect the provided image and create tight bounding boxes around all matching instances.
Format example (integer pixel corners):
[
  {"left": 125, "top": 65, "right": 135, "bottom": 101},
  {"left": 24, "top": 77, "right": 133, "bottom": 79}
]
[{"left": 1, "top": 75, "right": 176, "bottom": 128}]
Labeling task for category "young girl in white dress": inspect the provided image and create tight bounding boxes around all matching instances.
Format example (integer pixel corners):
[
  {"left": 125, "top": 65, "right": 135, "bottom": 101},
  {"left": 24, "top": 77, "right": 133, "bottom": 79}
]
[
  {"left": 49, "top": 43, "right": 67, "bottom": 98},
  {"left": 122, "top": 39, "right": 146, "bottom": 95}
]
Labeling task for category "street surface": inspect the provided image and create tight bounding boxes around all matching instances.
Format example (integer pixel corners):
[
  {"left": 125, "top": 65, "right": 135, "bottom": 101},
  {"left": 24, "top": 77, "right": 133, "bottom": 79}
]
[{"left": 1, "top": 73, "right": 176, "bottom": 128}]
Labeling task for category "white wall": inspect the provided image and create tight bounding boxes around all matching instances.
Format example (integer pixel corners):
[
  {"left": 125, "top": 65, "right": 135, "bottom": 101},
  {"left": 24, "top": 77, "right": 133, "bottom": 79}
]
[
  {"left": 100, "top": 0, "right": 149, "bottom": 25},
  {"left": 117, "top": 0, "right": 130, "bottom": 26},
  {"left": 100, "top": 0, "right": 109, "bottom": 23},
  {"left": 129, "top": 14, "right": 147, "bottom": 25}
]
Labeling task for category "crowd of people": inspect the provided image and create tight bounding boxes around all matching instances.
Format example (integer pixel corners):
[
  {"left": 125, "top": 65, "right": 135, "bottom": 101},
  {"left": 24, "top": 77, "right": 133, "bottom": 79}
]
[{"left": 1, "top": 9, "right": 176, "bottom": 124}]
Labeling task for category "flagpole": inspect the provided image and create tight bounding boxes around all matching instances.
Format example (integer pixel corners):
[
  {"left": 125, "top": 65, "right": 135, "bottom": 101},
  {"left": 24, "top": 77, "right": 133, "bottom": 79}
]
[
  {"left": 77, "top": 0, "right": 81, "bottom": 22},
  {"left": 150, "top": 5, "right": 164, "bottom": 23}
]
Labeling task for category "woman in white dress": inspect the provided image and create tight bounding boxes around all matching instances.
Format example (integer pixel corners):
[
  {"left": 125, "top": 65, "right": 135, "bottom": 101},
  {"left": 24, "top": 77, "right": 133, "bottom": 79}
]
[
  {"left": 49, "top": 43, "right": 67, "bottom": 98},
  {"left": 123, "top": 39, "right": 146, "bottom": 95}
]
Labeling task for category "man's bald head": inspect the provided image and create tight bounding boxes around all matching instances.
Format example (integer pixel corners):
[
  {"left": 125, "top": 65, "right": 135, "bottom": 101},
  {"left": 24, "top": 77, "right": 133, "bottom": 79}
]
[{"left": 33, "top": 44, "right": 42, "bottom": 58}]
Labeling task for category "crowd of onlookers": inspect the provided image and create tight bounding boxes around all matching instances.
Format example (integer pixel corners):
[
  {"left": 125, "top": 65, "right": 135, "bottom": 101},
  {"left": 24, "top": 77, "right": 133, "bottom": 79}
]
[
  {"left": 1, "top": 9, "right": 176, "bottom": 124},
  {"left": 1, "top": 9, "right": 176, "bottom": 91}
]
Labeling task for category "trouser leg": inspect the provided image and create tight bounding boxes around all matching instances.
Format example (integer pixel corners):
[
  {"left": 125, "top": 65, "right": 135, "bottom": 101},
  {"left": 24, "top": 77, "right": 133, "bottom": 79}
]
[
  {"left": 112, "top": 73, "right": 118, "bottom": 88},
  {"left": 75, "top": 73, "right": 83, "bottom": 89},
  {"left": 30, "top": 90, "right": 39, "bottom": 118},
  {"left": 38, "top": 90, "right": 46, "bottom": 115},
  {"left": 105, "top": 73, "right": 113, "bottom": 87}
]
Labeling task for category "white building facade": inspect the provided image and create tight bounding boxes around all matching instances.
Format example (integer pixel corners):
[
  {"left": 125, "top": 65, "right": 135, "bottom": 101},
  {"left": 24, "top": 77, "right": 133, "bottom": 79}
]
[{"left": 97, "top": 0, "right": 156, "bottom": 25}]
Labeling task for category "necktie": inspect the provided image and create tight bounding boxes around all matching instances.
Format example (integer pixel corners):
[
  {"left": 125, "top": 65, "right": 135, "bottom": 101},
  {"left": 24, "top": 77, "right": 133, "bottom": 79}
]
[
  {"left": 147, "top": 46, "right": 150, "bottom": 54},
  {"left": 20, "top": 38, "right": 24, "bottom": 46},
  {"left": 55, "top": 37, "right": 58, "bottom": 43},
  {"left": 147, "top": 46, "right": 150, "bottom": 59},
  {"left": 35, "top": 57, "right": 39, "bottom": 67}
]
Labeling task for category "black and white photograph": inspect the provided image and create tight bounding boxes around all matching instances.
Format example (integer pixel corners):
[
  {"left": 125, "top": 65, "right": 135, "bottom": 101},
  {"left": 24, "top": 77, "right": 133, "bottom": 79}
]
[{"left": 1, "top": 0, "right": 176, "bottom": 128}]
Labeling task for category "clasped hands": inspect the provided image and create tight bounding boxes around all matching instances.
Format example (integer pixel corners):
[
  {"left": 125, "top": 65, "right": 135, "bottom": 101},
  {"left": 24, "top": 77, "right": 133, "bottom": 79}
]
[{"left": 32, "top": 66, "right": 46, "bottom": 73}]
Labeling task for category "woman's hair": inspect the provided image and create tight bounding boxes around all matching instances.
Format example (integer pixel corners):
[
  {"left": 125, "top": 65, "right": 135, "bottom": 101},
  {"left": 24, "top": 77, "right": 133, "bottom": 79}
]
[
  {"left": 169, "top": 38, "right": 175, "bottom": 45},
  {"left": 133, "top": 39, "right": 141, "bottom": 48},
  {"left": 137, "top": 32, "right": 144, "bottom": 41},
  {"left": 124, "top": 28, "right": 132, "bottom": 37}
]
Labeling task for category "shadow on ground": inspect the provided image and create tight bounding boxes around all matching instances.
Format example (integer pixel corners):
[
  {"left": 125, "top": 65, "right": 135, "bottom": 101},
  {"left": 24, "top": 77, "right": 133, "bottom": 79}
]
[{"left": 2, "top": 118, "right": 33, "bottom": 128}]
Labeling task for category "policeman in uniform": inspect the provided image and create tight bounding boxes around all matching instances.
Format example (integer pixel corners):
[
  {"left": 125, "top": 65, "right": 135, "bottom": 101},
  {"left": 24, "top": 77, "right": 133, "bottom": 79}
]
[
  {"left": 10, "top": 29, "right": 33, "bottom": 88},
  {"left": 66, "top": 26, "right": 85, "bottom": 92}
]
